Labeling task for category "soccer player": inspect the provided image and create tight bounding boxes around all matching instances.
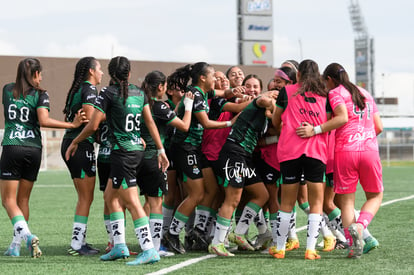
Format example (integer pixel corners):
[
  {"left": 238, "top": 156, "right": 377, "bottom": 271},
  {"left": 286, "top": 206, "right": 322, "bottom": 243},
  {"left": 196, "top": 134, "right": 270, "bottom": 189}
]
[
  {"left": 209, "top": 89, "right": 277, "bottom": 256},
  {"left": 139, "top": 70, "right": 194, "bottom": 256},
  {"left": 162, "top": 62, "right": 238, "bottom": 254},
  {"left": 61, "top": 56, "right": 103, "bottom": 256},
  {"left": 65, "top": 56, "right": 169, "bottom": 265},
  {"left": 1, "top": 58, "right": 86, "bottom": 257},
  {"left": 272, "top": 59, "right": 331, "bottom": 260}
]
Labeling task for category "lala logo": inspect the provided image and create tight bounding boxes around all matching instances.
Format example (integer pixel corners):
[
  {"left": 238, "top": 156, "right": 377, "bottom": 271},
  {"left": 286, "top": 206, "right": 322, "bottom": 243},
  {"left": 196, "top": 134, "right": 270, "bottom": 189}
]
[{"left": 253, "top": 43, "right": 266, "bottom": 58}]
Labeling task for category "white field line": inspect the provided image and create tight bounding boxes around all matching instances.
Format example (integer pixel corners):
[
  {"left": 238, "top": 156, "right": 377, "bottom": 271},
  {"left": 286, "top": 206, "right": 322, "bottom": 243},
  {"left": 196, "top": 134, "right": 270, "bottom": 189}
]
[{"left": 146, "top": 194, "right": 414, "bottom": 275}]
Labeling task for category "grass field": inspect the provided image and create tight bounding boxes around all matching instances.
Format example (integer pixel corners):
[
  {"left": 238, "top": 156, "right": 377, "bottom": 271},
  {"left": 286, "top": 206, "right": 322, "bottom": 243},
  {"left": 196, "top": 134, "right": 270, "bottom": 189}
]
[{"left": 0, "top": 163, "right": 413, "bottom": 275}]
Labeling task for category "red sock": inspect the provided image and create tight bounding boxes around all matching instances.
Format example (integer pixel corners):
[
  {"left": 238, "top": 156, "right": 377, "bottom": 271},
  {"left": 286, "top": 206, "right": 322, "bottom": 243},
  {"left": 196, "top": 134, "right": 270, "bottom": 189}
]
[
  {"left": 357, "top": 211, "right": 373, "bottom": 229},
  {"left": 344, "top": 227, "right": 352, "bottom": 246}
]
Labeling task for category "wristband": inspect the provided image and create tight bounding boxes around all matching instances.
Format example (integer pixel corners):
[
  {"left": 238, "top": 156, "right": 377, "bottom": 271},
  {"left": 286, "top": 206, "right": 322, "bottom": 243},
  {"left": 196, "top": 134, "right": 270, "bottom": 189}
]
[
  {"left": 265, "top": 136, "right": 278, "bottom": 145},
  {"left": 226, "top": 121, "right": 232, "bottom": 127},
  {"left": 157, "top": 148, "right": 166, "bottom": 156},
  {"left": 183, "top": 97, "right": 194, "bottom": 111},
  {"left": 313, "top": 125, "right": 322, "bottom": 135}
]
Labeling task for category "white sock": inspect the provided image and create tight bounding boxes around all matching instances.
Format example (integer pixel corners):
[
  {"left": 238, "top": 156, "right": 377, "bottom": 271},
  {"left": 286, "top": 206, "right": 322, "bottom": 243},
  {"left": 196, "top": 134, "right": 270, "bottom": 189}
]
[
  {"left": 162, "top": 204, "right": 174, "bottom": 235},
  {"left": 320, "top": 216, "right": 333, "bottom": 238},
  {"left": 194, "top": 206, "right": 210, "bottom": 233},
  {"left": 234, "top": 203, "right": 260, "bottom": 235},
  {"left": 212, "top": 216, "right": 231, "bottom": 245},
  {"left": 276, "top": 211, "right": 292, "bottom": 250},
  {"left": 149, "top": 213, "right": 163, "bottom": 251},
  {"left": 306, "top": 213, "right": 322, "bottom": 250},
  {"left": 14, "top": 220, "right": 31, "bottom": 243},
  {"left": 71, "top": 222, "right": 86, "bottom": 250},
  {"left": 134, "top": 217, "right": 154, "bottom": 251},
  {"left": 104, "top": 216, "right": 112, "bottom": 244},
  {"left": 288, "top": 211, "right": 298, "bottom": 239},
  {"left": 110, "top": 212, "right": 125, "bottom": 245},
  {"left": 254, "top": 209, "right": 268, "bottom": 235}
]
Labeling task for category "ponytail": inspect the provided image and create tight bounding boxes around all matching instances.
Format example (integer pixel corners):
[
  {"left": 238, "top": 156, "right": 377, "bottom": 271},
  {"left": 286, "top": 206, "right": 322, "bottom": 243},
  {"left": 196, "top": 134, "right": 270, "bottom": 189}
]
[{"left": 323, "top": 63, "right": 365, "bottom": 110}]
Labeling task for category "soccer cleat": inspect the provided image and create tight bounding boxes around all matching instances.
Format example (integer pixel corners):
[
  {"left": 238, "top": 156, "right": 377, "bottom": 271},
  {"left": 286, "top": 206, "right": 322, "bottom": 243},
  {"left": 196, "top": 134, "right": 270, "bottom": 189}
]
[
  {"left": 191, "top": 228, "right": 209, "bottom": 251},
  {"left": 84, "top": 243, "right": 100, "bottom": 254},
  {"left": 126, "top": 248, "right": 160, "bottom": 266},
  {"left": 285, "top": 238, "right": 300, "bottom": 251},
  {"left": 158, "top": 250, "right": 175, "bottom": 257},
  {"left": 100, "top": 244, "right": 129, "bottom": 261},
  {"left": 4, "top": 244, "right": 20, "bottom": 257},
  {"left": 348, "top": 223, "right": 364, "bottom": 259},
  {"left": 269, "top": 246, "right": 285, "bottom": 259},
  {"left": 253, "top": 230, "right": 272, "bottom": 250},
  {"left": 228, "top": 232, "right": 255, "bottom": 251},
  {"left": 163, "top": 231, "right": 186, "bottom": 254},
  {"left": 335, "top": 240, "right": 349, "bottom": 250},
  {"left": 322, "top": 236, "right": 337, "bottom": 252},
  {"left": 27, "top": 235, "right": 42, "bottom": 258},
  {"left": 363, "top": 236, "right": 379, "bottom": 254},
  {"left": 208, "top": 243, "right": 235, "bottom": 257},
  {"left": 305, "top": 249, "right": 321, "bottom": 260},
  {"left": 68, "top": 244, "right": 100, "bottom": 256}
]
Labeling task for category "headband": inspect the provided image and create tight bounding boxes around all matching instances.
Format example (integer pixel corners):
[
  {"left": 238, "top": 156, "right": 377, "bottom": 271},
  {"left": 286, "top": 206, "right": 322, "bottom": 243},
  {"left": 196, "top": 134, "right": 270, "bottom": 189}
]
[
  {"left": 282, "top": 61, "right": 298, "bottom": 72},
  {"left": 275, "top": 69, "right": 291, "bottom": 82}
]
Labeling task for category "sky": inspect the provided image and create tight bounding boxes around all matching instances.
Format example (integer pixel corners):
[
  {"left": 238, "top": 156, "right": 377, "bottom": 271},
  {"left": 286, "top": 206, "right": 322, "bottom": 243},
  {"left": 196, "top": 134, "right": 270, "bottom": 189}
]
[{"left": 0, "top": 0, "right": 413, "bottom": 84}]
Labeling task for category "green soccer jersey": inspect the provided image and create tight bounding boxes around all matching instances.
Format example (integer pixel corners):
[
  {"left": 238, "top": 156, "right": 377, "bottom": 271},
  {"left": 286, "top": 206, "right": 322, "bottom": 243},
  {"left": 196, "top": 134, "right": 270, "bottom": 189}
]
[
  {"left": 94, "top": 84, "right": 148, "bottom": 152},
  {"left": 227, "top": 97, "right": 268, "bottom": 154},
  {"left": 172, "top": 86, "right": 214, "bottom": 147},
  {"left": 2, "top": 83, "right": 50, "bottom": 148},
  {"left": 141, "top": 99, "right": 177, "bottom": 159},
  {"left": 63, "top": 81, "right": 98, "bottom": 143}
]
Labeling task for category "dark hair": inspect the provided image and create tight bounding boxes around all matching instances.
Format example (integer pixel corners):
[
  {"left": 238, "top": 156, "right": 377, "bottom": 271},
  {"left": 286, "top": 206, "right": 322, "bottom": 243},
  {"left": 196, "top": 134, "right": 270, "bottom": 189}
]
[
  {"left": 168, "top": 62, "right": 211, "bottom": 91},
  {"left": 141, "top": 70, "right": 166, "bottom": 107},
  {"left": 297, "top": 59, "right": 327, "bottom": 97},
  {"left": 282, "top": 59, "right": 299, "bottom": 70},
  {"left": 108, "top": 56, "right": 130, "bottom": 105},
  {"left": 279, "top": 66, "right": 297, "bottom": 84},
  {"left": 225, "top": 65, "right": 240, "bottom": 79},
  {"left": 63, "top": 56, "right": 97, "bottom": 115},
  {"left": 13, "top": 58, "right": 45, "bottom": 99},
  {"left": 323, "top": 63, "right": 366, "bottom": 110},
  {"left": 242, "top": 74, "right": 263, "bottom": 91}
]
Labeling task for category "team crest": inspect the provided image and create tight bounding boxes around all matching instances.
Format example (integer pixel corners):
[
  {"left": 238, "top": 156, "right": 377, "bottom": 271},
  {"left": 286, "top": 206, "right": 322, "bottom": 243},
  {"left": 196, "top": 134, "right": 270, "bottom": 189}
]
[{"left": 193, "top": 166, "right": 200, "bottom": 175}]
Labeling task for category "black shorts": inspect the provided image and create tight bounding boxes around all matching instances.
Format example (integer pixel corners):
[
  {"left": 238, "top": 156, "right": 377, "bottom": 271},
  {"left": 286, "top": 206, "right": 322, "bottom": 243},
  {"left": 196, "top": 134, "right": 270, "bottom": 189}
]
[
  {"left": 280, "top": 154, "right": 326, "bottom": 184},
  {"left": 98, "top": 161, "right": 111, "bottom": 191},
  {"left": 166, "top": 146, "right": 176, "bottom": 171},
  {"left": 216, "top": 141, "right": 262, "bottom": 188},
  {"left": 171, "top": 143, "right": 208, "bottom": 181},
  {"left": 137, "top": 155, "right": 167, "bottom": 197},
  {"left": 210, "top": 159, "right": 225, "bottom": 186},
  {"left": 0, "top": 146, "right": 41, "bottom": 181},
  {"left": 110, "top": 149, "right": 144, "bottom": 189},
  {"left": 253, "top": 151, "right": 281, "bottom": 186},
  {"left": 61, "top": 139, "right": 96, "bottom": 179},
  {"left": 325, "top": 172, "right": 334, "bottom": 187}
]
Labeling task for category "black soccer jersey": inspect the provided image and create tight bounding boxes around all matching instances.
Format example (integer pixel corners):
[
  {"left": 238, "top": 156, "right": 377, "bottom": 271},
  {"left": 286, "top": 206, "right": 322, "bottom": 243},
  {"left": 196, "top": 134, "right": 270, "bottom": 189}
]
[
  {"left": 141, "top": 99, "right": 177, "bottom": 159},
  {"left": 172, "top": 86, "right": 214, "bottom": 147},
  {"left": 63, "top": 81, "right": 98, "bottom": 142},
  {"left": 2, "top": 83, "right": 50, "bottom": 148},
  {"left": 227, "top": 97, "right": 268, "bottom": 154},
  {"left": 94, "top": 84, "right": 148, "bottom": 152}
]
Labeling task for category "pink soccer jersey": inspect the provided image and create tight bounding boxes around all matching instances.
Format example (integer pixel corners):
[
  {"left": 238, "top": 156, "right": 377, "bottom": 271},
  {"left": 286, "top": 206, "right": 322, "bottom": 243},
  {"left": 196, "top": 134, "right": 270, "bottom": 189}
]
[
  {"left": 328, "top": 85, "right": 379, "bottom": 152},
  {"left": 260, "top": 142, "right": 280, "bottom": 171},
  {"left": 202, "top": 111, "right": 232, "bottom": 161},
  {"left": 277, "top": 83, "right": 330, "bottom": 164}
]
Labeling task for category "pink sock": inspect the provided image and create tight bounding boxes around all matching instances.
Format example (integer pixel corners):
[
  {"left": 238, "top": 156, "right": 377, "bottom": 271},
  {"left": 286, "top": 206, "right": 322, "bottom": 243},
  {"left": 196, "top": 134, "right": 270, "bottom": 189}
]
[
  {"left": 357, "top": 211, "right": 373, "bottom": 229},
  {"left": 344, "top": 227, "right": 352, "bottom": 246}
]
